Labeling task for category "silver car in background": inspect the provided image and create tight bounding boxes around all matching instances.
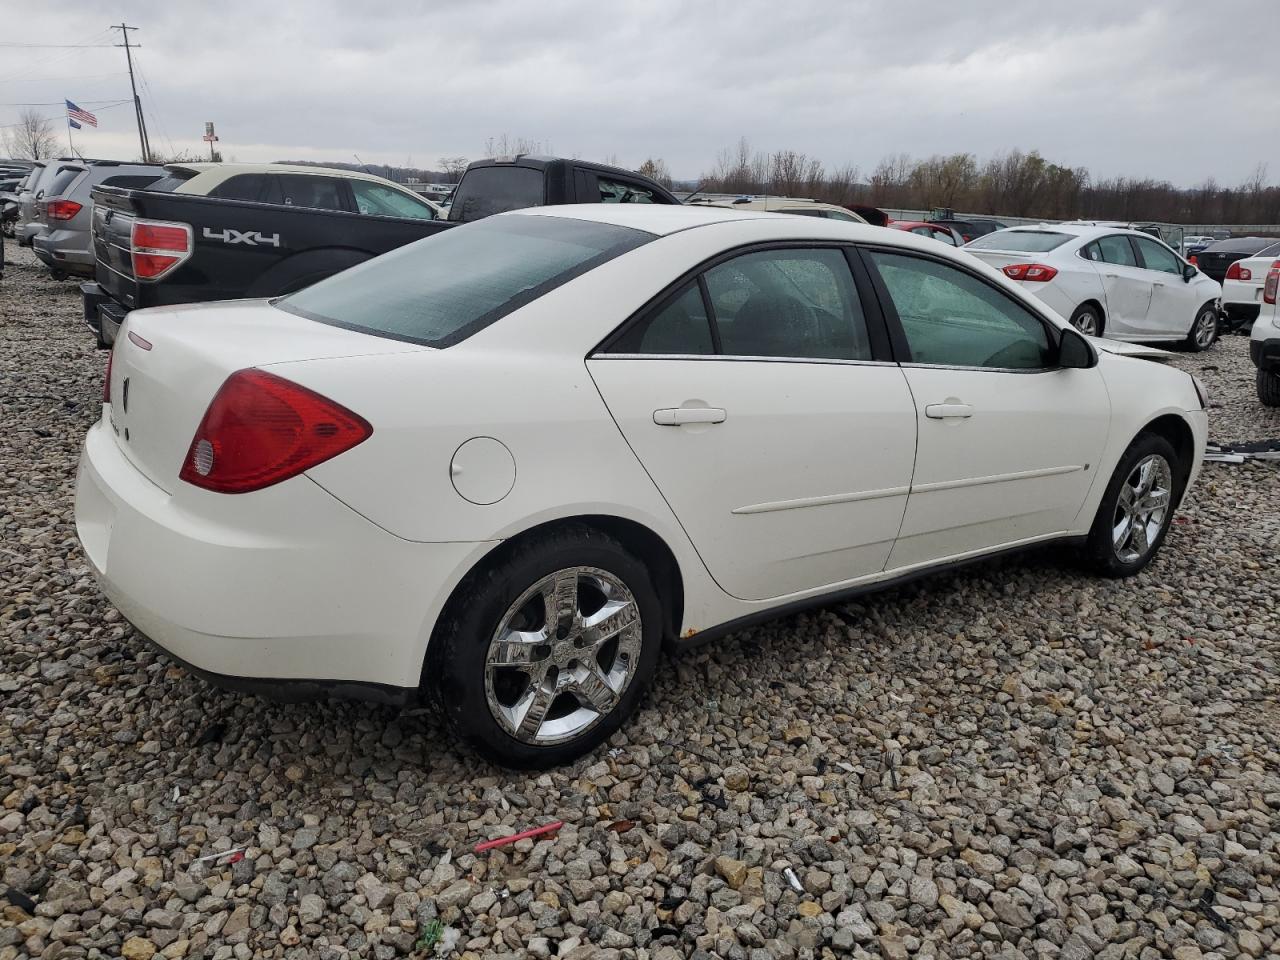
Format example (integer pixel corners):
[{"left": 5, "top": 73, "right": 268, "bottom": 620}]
[{"left": 31, "top": 160, "right": 165, "bottom": 279}]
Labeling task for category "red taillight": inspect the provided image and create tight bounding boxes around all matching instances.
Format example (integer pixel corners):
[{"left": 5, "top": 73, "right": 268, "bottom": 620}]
[
  {"left": 131, "top": 219, "right": 192, "bottom": 281},
  {"left": 47, "top": 199, "right": 83, "bottom": 221},
  {"left": 1264, "top": 261, "right": 1280, "bottom": 305},
  {"left": 179, "top": 369, "right": 372, "bottom": 494},
  {"left": 1002, "top": 262, "right": 1059, "bottom": 282},
  {"left": 103, "top": 349, "right": 113, "bottom": 403},
  {"left": 1225, "top": 261, "right": 1251, "bottom": 281}
]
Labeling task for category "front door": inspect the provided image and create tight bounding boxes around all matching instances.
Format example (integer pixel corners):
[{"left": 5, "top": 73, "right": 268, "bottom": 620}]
[
  {"left": 862, "top": 248, "right": 1110, "bottom": 569},
  {"left": 1132, "top": 234, "right": 1195, "bottom": 337},
  {"left": 588, "top": 246, "right": 918, "bottom": 602}
]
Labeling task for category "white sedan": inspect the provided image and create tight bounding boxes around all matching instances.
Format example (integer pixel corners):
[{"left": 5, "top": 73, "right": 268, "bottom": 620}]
[
  {"left": 965, "top": 225, "right": 1223, "bottom": 350},
  {"left": 1222, "top": 240, "right": 1280, "bottom": 330},
  {"left": 76, "top": 205, "right": 1208, "bottom": 767}
]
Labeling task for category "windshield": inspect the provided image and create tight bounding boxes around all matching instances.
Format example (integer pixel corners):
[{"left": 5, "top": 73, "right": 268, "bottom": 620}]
[
  {"left": 967, "top": 230, "right": 1072, "bottom": 253},
  {"left": 277, "top": 214, "right": 652, "bottom": 347}
]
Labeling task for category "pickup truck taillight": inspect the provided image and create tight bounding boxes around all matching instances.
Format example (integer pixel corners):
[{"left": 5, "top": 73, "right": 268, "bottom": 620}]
[
  {"left": 47, "top": 199, "right": 83, "bottom": 221},
  {"left": 180, "top": 370, "right": 372, "bottom": 493},
  {"left": 131, "top": 219, "right": 193, "bottom": 282},
  {"left": 1264, "top": 261, "right": 1280, "bottom": 305},
  {"left": 1225, "top": 261, "right": 1249, "bottom": 281}
]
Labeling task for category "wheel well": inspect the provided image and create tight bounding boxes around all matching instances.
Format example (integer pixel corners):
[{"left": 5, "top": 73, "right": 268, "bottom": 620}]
[
  {"left": 1140, "top": 414, "right": 1195, "bottom": 493},
  {"left": 1078, "top": 299, "right": 1105, "bottom": 331},
  {"left": 420, "top": 515, "right": 685, "bottom": 690}
]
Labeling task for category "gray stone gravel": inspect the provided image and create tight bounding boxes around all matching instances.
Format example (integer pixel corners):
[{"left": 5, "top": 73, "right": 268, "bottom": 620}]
[{"left": 2, "top": 243, "right": 1278, "bottom": 959}]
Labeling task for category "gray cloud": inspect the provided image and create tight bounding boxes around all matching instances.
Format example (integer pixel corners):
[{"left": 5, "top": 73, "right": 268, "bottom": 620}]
[{"left": 5, "top": 0, "right": 1277, "bottom": 185}]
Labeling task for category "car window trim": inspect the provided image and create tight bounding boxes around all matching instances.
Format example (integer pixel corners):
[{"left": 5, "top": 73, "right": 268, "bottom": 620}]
[
  {"left": 591, "top": 240, "right": 896, "bottom": 363},
  {"left": 853, "top": 243, "right": 1065, "bottom": 372},
  {"left": 1131, "top": 234, "right": 1183, "bottom": 275}
]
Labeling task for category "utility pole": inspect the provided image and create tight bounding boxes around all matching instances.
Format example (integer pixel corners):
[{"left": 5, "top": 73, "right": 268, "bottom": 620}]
[{"left": 111, "top": 23, "right": 150, "bottom": 162}]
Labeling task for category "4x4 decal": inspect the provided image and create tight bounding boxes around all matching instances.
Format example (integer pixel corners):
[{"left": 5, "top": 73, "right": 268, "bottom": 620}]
[{"left": 202, "top": 227, "right": 281, "bottom": 248}]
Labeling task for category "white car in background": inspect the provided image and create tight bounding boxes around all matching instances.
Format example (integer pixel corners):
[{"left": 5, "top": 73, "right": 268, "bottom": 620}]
[
  {"left": 1251, "top": 260, "right": 1280, "bottom": 405},
  {"left": 1221, "top": 240, "right": 1280, "bottom": 330},
  {"left": 76, "top": 205, "right": 1208, "bottom": 767},
  {"left": 966, "top": 225, "right": 1223, "bottom": 350}
]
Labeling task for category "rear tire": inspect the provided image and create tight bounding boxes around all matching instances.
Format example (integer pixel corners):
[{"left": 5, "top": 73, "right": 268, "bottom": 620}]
[
  {"left": 1084, "top": 433, "right": 1182, "bottom": 578},
  {"left": 1258, "top": 369, "right": 1280, "bottom": 407},
  {"left": 1183, "top": 304, "right": 1219, "bottom": 351},
  {"left": 1069, "top": 303, "right": 1103, "bottom": 337},
  {"left": 428, "top": 525, "right": 663, "bottom": 769}
]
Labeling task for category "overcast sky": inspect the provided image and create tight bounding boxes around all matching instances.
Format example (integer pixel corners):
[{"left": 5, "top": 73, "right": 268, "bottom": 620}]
[{"left": 4, "top": 0, "right": 1277, "bottom": 185}]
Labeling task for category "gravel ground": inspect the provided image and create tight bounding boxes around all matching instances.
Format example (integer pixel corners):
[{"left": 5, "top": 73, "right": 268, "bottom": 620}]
[{"left": 1, "top": 243, "right": 1277, "bottom": 960}]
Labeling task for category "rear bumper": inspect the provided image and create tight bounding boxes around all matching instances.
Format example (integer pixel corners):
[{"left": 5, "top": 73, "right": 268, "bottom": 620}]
[
  {"left": 75, "top": 417, "right": 487, "bottom": 691},
  {"left": 1251, "top": 337, "right": 1280, "bottom": 373},
  {"left": 33, "top": 230, "right": 94, "bottom": 275},
  {"left": 81, "top": 281, "right": 128, "bottom": 348}
]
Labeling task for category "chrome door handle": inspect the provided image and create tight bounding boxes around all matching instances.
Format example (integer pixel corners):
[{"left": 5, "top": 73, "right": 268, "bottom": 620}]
[
  {"left": 925, "top": 402, "right": 973, "bottom": 420},
  {"left": 653, "top": 407, "right": 726, "bottom": 426},
  {"left": 1104, "top": 273, "right": 1120, "bottom": 279}
]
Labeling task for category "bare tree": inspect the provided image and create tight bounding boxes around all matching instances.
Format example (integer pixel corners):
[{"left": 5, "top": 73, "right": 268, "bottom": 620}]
[
  {"left": 483, "top": 135, "right": 545, "bottom": 158},
  {"left": 438, "top": 156, "right": 469, "bottom": 182},
  {"left": 2, "top": 109, "right": 59, "bottom": 160},
  {"left": 636, "top": 157, "right": 672, "bottom": 187}
]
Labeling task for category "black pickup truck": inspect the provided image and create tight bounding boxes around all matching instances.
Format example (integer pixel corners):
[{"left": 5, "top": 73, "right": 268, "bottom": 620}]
[{"left": 82, "top": 156, "right": 680, "bottom": 347}]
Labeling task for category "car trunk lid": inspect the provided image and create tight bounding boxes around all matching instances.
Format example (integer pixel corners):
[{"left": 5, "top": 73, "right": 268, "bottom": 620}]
[{"left": 106, "top": 300, "right": 431, "bottom": 493}]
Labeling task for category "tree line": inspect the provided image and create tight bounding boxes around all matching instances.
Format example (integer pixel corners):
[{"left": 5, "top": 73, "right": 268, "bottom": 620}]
[{"left": 694, "top": 138, "right": 1280, "bottom": 225}]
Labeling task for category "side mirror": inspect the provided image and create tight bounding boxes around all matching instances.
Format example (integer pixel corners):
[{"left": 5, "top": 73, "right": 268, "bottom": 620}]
[
  {"left": 1182, "top": 263, "right": 1197, "bottom": 282},
  {"left": 1058, "top": 327, "right": 1097, "bottom": 369}
]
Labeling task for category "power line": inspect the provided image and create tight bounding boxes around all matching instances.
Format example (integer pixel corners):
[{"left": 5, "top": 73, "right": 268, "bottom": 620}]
[
  {"left": 0, "top": 42, "right": 118, "bottom": 48},
  {"left": 110, "top": 22, "right": 150, "bottom": 162},
  {"left": 0, "top": 28, "right": 114, "bottom": 84},
  {"left": 0, "top": 100, "right": 134, "bottom": 128},
  {"left": 5, "top": 72, "right": 129, "bottom": 84},
  {"left": 0, "top": 99, "right": 134, "bottom": 106}
]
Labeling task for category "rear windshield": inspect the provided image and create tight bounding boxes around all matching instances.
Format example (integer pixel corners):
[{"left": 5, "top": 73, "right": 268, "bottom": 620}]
[
  {"left": 145, "top": 172, "right": 195, "bottom": 193},
  {"left": 1205, "top": 238, "right": 1273, "bottom": 253},
  {"left": 276, "top": 214, "right": 652, "bottom": 347},
  {"left": 449, "top": 166, "right": 544, "bottom": 223},
  {"left": 46, "top": 166, "right": 84, "bottom": 197},
  {"left": 966, "top": 230, "right": 1072, "bottom": 253}
]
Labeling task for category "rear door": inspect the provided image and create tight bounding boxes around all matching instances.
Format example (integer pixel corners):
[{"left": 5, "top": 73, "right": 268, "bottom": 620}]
[
  {"left": 1085, "top": 234, "right": 1151, "bottom": 336},
  {"left": 589, "top": 244, "right": 918, "bottom": 602}
]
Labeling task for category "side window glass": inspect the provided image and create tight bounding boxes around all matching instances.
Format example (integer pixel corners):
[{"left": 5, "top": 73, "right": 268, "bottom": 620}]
[
  {"left": 610, "top": 283, "right": 713, "bottom": 355},
  {"left": 704, "top": 248, "right": 872, "bottom": 360},
  {"left": 868, "top": 251, "right": 1051, "bottom": 370},
  {"left": 1133, "top": 236, "right": 1181, "bottom": 275},
  {"left": 208, "top": 174, "right": 266, "bottom": 202},
  {"left": 1096, "top": 235, "right": 1138, "bottom": 267},
  {"left": 351, "top": 180, "right": 436, "bottom": 219},
  {"left": 598, "top": 178, "right": 656, "bottom": 204},
  {"left": 277, "top": 175, "right": 346, "bottom": 211},
  {"left": 1081, "top": 242, "right": 1103, "bottom": 262}
]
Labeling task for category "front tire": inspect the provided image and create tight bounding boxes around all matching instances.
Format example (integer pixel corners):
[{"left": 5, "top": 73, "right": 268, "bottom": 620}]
[
  {"left": 1258, "top": 369, "right": 1280, "bottom": 407},
  {"left": 1184, "top": 304, "right": 1219, "bottom": 352},
  {"left": 1084, "top": 434, "right": 1182, "bottom": 578},
  {"left": 1069, "top": 303, "right": 1103, "bottom": 337},
  {"left": 429, "top": 525, "right": 662, "bottom": 769}
]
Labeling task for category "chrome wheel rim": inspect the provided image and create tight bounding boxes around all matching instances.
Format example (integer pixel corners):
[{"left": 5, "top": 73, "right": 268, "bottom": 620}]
[
  {"left": 1073, "top": 312, "right": 1099, "bottom": 336},
  {"left": 1112, "top": 454, "right": 1172, "bottom": 564},
  {"left": 1193, "top": 310, "right": 1217, "bottom": 348},
  {"left": 484, "top": 566, "right": 642, "bottom": 745}
]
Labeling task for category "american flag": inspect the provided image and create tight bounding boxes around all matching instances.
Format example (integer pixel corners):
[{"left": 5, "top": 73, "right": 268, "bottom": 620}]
[{"left": 66, "top": 100, "right": 98, "bottom": 129}]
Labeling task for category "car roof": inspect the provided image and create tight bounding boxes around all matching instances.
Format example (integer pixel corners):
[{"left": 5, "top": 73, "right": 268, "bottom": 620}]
[
  {"left": 167, "top": 162, "right": 416, "bottom": 188},
  {"left": 986, "top": 224, "right": 1148, "bottom": 241},
  {"left": 512, "top": 202, "right": 906, "bottom": 240}
]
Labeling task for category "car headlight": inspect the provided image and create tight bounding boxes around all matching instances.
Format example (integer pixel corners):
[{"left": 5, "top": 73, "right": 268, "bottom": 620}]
[{"left": 1191, "top": 375, "right": 1208, "bottom": 409}]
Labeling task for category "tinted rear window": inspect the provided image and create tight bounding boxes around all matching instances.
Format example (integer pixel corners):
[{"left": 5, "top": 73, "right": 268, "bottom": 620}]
[
  {"left": 967, "top": 230, "right": 1072, "bottom": 253},
  {"left": 450, "top": 166, "right": 544, "bottom": 223},
  {"left": 100, "top": 174, "right": 163, "bottom": 190},
  {"left": 146, "top": 173, "right": 195, "bottom": 192},
  {"left": 276, "top": 214, "right": 652, "bottom": 347},
  {"left": 46, "top": 167, "right": 84, "bottom": 197},
  {"left": 1205, "top": 238, "right": 1273, "bottom": 253}
]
